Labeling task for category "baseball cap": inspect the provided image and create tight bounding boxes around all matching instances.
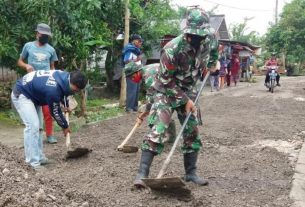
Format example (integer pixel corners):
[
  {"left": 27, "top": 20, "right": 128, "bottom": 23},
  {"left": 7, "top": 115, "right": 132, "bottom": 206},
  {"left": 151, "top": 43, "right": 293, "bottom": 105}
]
[
  {"left": 130, "top": 34, "right": 143, "bottom": 42},
  {"left": 35, "top": 23, "right": 52, "bottom": 36}
]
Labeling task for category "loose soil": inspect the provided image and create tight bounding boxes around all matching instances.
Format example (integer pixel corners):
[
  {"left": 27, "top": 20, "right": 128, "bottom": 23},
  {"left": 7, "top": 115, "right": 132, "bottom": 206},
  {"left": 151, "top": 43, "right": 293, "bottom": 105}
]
[{"left": 1, "top": 76, "right": 305, "bottom": 207}]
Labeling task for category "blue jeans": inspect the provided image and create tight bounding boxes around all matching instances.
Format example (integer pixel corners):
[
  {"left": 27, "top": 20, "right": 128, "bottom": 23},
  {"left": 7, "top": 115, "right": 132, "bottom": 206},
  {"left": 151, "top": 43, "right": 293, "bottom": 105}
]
[
  {"left": 11, "top": 93, "right": 46, "bottom": 167},
  {"left": 126, "top": 78, "right": 140, "bottom": 111},
  {"left": 210, "top": 75, "right": 219, "bottom": 91}
]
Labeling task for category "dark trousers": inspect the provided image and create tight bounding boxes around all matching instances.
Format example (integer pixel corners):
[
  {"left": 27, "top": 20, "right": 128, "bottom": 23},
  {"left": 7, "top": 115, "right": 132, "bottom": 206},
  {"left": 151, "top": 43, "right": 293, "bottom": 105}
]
[
  {"left": 265, "top": 72, "right": 280, "bottom": 84},
  {"left": 126, "top": 78, "right": 140, "bottom": 111}
]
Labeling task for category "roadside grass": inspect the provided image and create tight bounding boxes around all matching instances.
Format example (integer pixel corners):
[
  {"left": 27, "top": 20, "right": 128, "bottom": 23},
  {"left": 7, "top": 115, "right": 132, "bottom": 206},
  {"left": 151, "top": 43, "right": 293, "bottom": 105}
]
[
  {"left": 1, "top": 97, "right": 123, "bottom": 133},
  {"left": 85, "top": 107, "right": 124, "bottom": 123},
  {"left": 0, "top": 110, "right": 22, "bottom": 126},
  {"left": 54, "top": 98, "right": 123, "bottom": 132}
]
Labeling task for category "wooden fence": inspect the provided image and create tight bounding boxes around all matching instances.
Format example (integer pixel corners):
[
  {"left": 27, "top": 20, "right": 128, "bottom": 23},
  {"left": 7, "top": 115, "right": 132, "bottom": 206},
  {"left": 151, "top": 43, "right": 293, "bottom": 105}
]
[
  {"left": 0, "top": 67, "right": 18, "bottom": 109},
  {"left": 0, "top": 66, "right": 18, "bottom": 82}
]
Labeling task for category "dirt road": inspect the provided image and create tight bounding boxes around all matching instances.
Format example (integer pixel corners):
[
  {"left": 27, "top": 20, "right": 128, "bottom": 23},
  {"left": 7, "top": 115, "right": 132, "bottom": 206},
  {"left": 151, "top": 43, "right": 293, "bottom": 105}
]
[{"left": 1, "top": 76, "right": 305, "bottom": 207}]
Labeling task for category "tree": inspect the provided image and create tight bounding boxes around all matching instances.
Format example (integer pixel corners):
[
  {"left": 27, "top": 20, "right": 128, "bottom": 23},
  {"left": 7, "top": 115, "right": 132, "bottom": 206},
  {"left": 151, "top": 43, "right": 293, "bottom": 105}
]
[
  {"left": 0, "top": 0, "right": 180, "bottom": 113},
  {"left": 119, "top": 0, "right": 130, "bottom": 107},
  {"left": 264, "top": 0, "right": 305, "bottom": 73},
  {"left": 230, "top": 17, "right": 262, "bottom": 45}
]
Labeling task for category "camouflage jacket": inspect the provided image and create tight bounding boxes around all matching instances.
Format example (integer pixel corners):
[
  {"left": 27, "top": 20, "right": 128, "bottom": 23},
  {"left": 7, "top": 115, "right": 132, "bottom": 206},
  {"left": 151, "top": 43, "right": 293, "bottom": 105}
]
[
  {"left": 153, "top": 34, "right": 218, "bottom": 108},
  {"left": 140, "top": 63, "right": 160, "bottom": 112}
]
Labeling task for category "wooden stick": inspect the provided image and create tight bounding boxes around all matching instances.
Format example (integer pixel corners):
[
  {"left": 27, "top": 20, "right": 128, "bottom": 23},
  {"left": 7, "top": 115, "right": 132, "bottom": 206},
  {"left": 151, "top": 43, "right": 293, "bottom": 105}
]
[{"left": 117, "top": 122, "right": 139, "bottom": 149}]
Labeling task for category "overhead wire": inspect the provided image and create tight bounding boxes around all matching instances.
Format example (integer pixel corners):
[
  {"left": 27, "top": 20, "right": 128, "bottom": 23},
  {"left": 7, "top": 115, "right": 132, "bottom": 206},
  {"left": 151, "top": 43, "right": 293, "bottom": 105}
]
[{"left": 203, "top": 0, "right": 273, "bottom": 12}]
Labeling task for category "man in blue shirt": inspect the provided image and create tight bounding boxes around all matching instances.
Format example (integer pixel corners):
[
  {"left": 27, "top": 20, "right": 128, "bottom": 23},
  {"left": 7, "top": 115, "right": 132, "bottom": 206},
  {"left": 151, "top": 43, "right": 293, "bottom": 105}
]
[
  {"left": 122, "top": 34, "right": 143, "bottom": 112},
  {"left": 11, "top": 70, "right": 87, "bottom": 170},
  {"left": 17, "top": 23, "right": 59, "bottom": 144}
]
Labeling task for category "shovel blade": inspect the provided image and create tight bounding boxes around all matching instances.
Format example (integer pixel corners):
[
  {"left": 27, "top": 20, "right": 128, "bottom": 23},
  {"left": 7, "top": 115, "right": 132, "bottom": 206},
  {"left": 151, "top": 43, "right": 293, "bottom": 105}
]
[
  {"left": 66, "top": 147, "right": 90, "bottom": 159},
  {"left": 117, "top": 145, "right": 139, "bottom": 153},
  {"left": 142, "top": 177, "right": 185, "bottom": 190}
]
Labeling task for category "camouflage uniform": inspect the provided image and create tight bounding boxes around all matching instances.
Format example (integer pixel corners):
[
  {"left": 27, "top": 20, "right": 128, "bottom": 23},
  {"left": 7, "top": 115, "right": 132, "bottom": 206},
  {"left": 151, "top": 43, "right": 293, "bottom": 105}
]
[
  {"left": 143, "top": 33, "right": 218, "bottom": 154},
  {"left": 125, "top": 13, "right": 218, "bottom": 155},
  {"left": 130, "top": 8, "right": 219, "bottom": 187},
  {"left": 125, "top": 63, "right": 177, "bottom": 143}
]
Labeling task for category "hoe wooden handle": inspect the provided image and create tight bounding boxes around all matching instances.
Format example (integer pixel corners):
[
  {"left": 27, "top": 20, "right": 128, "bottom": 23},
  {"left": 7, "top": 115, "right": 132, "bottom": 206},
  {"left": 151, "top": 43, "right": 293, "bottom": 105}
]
[
  {"left": 65, "top": 112, "right": 71, "bottom": 148},
  {"left": 117, "top": 123, "right": 139, "bottom": 149}
]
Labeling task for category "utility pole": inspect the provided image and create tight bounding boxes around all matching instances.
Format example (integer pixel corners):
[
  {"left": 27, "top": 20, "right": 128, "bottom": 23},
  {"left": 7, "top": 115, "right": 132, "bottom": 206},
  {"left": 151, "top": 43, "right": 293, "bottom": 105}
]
[
  {"left": 119, "top": 0, "right": 130, "bottom": 107},
  {"left": 275, "top": 0, "right": 278, "bottom": 24}
]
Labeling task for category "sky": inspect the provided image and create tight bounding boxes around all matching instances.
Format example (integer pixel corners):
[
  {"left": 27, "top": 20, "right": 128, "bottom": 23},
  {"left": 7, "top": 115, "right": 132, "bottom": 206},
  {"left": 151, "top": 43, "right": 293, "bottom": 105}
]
[{"left": 170, "top": 0, "right": 292, "bottom": 36}]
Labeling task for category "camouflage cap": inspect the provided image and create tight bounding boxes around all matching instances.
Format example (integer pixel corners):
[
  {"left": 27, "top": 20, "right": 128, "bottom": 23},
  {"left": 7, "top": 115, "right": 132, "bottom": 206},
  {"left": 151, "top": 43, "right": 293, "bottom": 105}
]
[
  {"left": 183, "top": 8, "right": 211, "bottom": 37},
  {"left": 124, "top": 62, "right": 142, "bottom": 77}
]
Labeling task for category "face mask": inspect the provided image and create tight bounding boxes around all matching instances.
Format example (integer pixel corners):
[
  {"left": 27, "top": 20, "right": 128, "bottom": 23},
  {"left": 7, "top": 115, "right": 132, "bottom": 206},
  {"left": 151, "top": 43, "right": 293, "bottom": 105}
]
[
  {"left": 188, "top": 34, "right": 205, "bottom": 50},
  {"left": 69, "top": 83, "right": 80, "bottom": 95},
  {"left": 38, "top": 35, "right": 49, "bottom": 44},
  {"left": 131, "top": 71, "right": 142, "bottom": 83}
]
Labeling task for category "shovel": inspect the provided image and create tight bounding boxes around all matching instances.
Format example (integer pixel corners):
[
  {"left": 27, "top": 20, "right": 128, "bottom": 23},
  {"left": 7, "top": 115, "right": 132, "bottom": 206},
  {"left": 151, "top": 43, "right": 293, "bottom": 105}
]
[
  {"left": 142, "top": 71, "right": 210, "bottom": 191},
  {"left": 64, "top": 97, "right": 90, "bottom": 159},
  {"left": 117, "top": 122, "right": 139, "bottom": 153}
]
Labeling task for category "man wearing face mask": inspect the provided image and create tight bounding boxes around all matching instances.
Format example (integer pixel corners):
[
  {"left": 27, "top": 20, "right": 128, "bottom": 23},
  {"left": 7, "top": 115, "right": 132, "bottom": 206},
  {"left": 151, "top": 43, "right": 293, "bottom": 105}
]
[
  {"left": 11, "top": 70, "right": 87, "bottom": 170},
  {"left": 133, "top": 8, "right": 219, "bottom": 188},
  {"left": 17, "top": 23, "right": 59, "bottom": 144}
]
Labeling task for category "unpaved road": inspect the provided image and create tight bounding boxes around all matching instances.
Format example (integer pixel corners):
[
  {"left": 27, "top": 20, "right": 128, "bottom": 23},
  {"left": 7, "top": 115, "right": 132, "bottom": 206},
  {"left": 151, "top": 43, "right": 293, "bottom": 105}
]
[{"left": 1, "top": 76, "right": 305, "bottom": 207}]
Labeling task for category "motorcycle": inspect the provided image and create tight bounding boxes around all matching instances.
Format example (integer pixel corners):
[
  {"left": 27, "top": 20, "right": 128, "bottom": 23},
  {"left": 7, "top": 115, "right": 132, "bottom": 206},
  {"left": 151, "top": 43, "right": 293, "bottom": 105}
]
[{"left": 265, "top": 66, "right": 278, "bottom": 93}]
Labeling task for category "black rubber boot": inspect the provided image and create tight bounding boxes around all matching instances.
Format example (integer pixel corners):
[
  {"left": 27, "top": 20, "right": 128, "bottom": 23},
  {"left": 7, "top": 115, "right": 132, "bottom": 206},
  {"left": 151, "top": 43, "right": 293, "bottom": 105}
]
[
  {"left": 184, "top": 152, "right": 208, "bottom": 186},
  {"left": 134, "top": 150, "right": 154, "bottom": 188}
]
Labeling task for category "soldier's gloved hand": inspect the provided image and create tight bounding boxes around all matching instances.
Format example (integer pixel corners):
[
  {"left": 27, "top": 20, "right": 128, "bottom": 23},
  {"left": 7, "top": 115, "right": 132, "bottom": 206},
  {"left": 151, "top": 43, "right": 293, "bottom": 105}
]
[{"left": 185, "top": 99, "right": 197, "bottom": 114}]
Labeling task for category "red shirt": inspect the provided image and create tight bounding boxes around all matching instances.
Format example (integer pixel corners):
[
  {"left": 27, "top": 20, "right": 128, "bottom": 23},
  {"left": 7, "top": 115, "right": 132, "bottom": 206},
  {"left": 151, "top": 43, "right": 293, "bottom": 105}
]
[
  {"left": 265, "top": 58, "right": 278, "bottom": 66},
  {"left": 231, "top": 56, "right": 240, "bottom": 75}
]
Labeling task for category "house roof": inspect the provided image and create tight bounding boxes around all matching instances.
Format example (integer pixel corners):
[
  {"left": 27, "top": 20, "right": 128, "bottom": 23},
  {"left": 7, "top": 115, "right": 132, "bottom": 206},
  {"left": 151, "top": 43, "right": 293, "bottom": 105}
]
[
  {"left": 219, "top": 39, "right": 262, "bottom": 56},
  {"left": 219, "top": 39, "right": 261, "bottom": 50},
  {"left": 209, "top": 15, "right": 230, "bottom": 40}
]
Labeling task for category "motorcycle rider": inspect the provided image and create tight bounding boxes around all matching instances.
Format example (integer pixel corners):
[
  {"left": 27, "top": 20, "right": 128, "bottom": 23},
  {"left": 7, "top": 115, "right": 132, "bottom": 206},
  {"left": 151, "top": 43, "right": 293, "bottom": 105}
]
[{"left": 264, "top": 52, "right": 280, "bottom": 86}]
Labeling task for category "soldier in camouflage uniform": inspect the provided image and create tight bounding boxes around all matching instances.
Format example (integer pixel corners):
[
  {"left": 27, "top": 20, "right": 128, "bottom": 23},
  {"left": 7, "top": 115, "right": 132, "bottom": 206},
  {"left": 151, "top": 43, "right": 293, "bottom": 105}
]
[
  {"left": 124, "top": 62, "right": 177, "bottom": 142},
  {"left": 127, "top": 8, "right": 219, "bottom": 188}
]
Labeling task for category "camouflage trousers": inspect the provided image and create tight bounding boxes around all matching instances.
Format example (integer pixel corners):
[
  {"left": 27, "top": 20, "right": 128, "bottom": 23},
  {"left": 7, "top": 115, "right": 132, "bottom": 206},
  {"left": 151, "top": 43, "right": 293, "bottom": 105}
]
[{"left": 142, "top": 94, "right": 202, "bottom": 155}]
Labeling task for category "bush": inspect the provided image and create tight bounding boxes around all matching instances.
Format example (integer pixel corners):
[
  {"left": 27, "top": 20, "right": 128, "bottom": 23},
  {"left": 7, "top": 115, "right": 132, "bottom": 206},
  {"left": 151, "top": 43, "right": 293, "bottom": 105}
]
[{"left": 85, "top": 68, "right": 107, "bottom": 85}]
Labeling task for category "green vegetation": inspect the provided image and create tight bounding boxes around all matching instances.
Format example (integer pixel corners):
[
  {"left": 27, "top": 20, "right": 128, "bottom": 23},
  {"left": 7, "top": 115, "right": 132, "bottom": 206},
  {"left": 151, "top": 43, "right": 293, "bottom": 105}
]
[
  {"left": 85, "top": 107, "right": 124, "bottom": 123},
  {"left": 230, "top": 17, "right": 262, "bottom": 46},
  {"left": 0, "top": 0, "right": 179, "bottom": 90},
  {"left": 86, "top": 98, "right": 123, "bottom": 123},
  {"left": 0, "top": 110, "right": 22, "bottom": 126},
  {"left": 264, "top": 0, "right": 305, "bottom": 74},
  {"left": 87, "top": 98, "right": 115, "bottom": 108},
  {"left": 54, "top": 106, "right": 123, "bottom": 132}
]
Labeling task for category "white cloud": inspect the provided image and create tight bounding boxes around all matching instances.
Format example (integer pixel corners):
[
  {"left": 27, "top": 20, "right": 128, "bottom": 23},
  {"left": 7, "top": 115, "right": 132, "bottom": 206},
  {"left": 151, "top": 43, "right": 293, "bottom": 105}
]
[{"left": 170, "top": 0, "right": 292, "bottom": 36}]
